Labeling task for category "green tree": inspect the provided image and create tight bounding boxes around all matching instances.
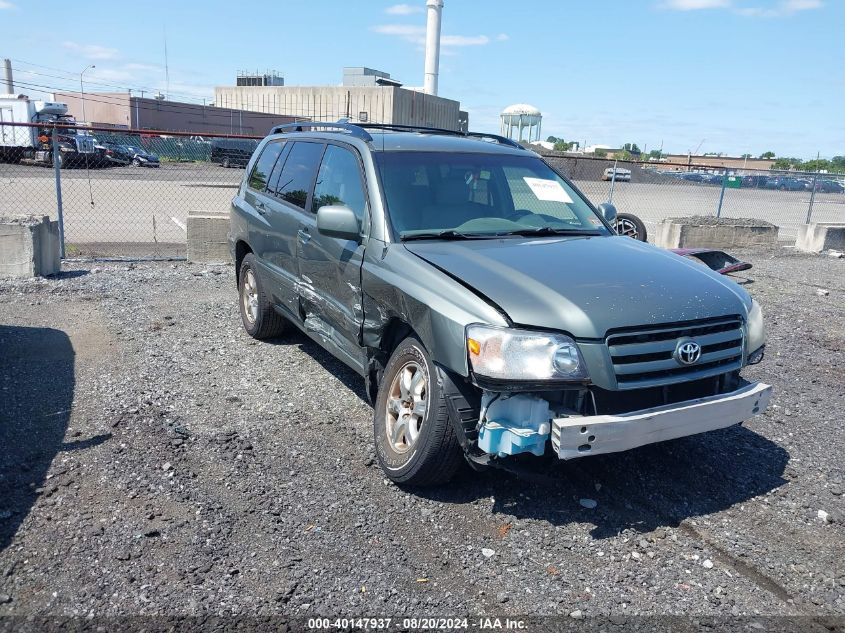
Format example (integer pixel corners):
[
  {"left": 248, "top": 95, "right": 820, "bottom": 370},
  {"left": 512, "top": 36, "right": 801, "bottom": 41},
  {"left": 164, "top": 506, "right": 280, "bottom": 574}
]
[
  {"left": 648, "top": 149, "right": 663, "bottom": 160},
  {"left": 771, "top": 157, "right": 801, "bottom": 171},
  {"left": 594, "top": 148, "right": 608, "bottom": 158},
  {"left": 546, "top": 135, "right": 561, "bottom": 143},
  {"left": 616, "top": 149, "right": 633, "bottom": 162},
  {"left": 759, "top": 151, "right": 776, "bottom": 159},
  {"left": 553, "top": 140, "right": 572, "bottom": 152},
  {"left": 741, "top": 153, "right": 752, "bottom": 159},
  {"left": 622, "top": 143, "right": 641, "bottom": 155}
]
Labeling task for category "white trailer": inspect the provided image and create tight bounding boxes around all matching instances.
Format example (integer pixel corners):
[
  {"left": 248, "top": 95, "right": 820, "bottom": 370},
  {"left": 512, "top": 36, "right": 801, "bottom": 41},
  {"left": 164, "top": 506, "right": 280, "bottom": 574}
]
[{"left": 0, "top": 94, "right": 97, "bottom": 166}]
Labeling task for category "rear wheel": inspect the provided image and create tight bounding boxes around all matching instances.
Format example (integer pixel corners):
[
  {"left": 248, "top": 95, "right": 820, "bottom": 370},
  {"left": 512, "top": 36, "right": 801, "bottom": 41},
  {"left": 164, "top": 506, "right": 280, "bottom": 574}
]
[
  {"left": 132, "top": 158, "right": 142, "bottom": 167},
  {"left": 222, "top": 157, "right": 231, "bottom": 168},
  {"left": 238, "top": 253, "right": 286, "bottom": 339},
  {"left": 615, "top": 213, "right": 648, "bottom": 242},
  {"left": 374, "top": 336, "right": 463, "bottom": 486}
]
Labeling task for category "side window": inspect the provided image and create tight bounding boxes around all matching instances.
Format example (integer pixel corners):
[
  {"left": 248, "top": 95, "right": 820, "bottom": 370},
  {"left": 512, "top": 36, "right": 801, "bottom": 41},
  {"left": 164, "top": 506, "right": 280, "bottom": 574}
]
[
  {"left": 276, "top": 142, "right": 325, "bottom": 210},
  {"left": 266, "top": 142, "right": 292, "bottom": 196},
  {"left": 312, "top": 145, "right": 367, "bottom": 222},
  {"left": 247, "top": 141, "right": 284, "bottom": 191}
]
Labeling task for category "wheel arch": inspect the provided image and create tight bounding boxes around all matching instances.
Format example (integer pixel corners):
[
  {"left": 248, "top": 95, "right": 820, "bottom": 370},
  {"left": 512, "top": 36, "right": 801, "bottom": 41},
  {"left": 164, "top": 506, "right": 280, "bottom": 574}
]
[
  {"left": 234, "top": 240, "right": 253, "bottom": 286},
  {"left": 365, "top": 318, "right": 417, "bottom": 404}
]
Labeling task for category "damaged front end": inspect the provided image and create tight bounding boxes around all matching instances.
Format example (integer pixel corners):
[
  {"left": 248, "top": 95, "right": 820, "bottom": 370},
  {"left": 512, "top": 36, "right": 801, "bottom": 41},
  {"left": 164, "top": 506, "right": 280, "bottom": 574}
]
[{"left": 448, "top": 319, "right": 771, "bottom": 466}]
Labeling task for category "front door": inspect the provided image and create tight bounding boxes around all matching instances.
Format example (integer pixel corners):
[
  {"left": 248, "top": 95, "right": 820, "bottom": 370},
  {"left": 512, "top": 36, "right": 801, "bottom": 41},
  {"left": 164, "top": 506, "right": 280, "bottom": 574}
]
[{"left": 296, "top": 143, "right": 369, "bottom": 371}]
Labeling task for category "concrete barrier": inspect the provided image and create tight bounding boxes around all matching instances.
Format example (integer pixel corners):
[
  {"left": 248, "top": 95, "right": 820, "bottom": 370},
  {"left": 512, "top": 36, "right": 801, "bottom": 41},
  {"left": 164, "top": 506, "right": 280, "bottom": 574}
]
[
  {"left": 0, "top": 215, "right": 61, "bottom": 278},
  {"left": 795, "top": 223, "right": 845, "bottom": 253},
  {"left": 187, "top": 213, "right": 230, "bottom": 264},
  {"left": 654, "top": 217, "right": 778, "bottom": 249}
]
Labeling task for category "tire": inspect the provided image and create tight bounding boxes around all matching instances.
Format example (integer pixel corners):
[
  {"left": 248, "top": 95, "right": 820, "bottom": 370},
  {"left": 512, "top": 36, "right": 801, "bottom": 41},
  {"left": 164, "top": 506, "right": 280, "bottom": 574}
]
[
  {"left": 238, "top": 253, "right": 286, "bottom": 339},
  {"left": 132, "top": 158, "right": 142, "bottom": 167},
  {"left": 615, "top": 213, "right": 648, "bottom": 242},
  {"left": 222, "top": 157, "right": 231, "bottom": 168},
  {"left": 373, "top": 336, "right": 463, "bottom": 486}
]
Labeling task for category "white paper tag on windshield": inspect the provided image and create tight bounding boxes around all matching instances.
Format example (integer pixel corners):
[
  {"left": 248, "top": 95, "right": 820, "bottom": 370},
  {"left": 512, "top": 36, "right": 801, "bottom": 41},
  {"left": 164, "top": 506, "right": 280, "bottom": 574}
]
[{"left": 523, "top": 177, "right": 573, "bottom": 203}]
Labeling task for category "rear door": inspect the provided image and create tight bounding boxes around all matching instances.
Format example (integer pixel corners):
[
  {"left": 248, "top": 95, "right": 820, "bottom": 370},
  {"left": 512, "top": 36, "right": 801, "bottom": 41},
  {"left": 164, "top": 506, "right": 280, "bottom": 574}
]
[
  {"left": 296, "top": 143, "right": 369, "bottom": 371},
  {"left": 241, "top": 140, "right": 295, "bottom": 309},
  {"left": 262, "top": 141, "right": 326, "bottom": 318}
]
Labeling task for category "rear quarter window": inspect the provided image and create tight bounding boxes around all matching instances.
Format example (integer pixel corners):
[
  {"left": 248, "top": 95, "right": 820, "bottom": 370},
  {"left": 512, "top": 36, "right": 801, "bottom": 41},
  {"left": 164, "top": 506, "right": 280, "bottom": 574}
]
[{"left": 247, "top": 141, "right": 284, "bottom": 191}]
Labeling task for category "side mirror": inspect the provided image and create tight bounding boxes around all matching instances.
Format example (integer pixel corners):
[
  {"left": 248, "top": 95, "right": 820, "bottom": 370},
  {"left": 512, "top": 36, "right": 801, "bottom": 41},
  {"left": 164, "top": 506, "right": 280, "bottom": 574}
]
[
  {"left": 316, "top": 205, "right": 361, "bottom": 241},
  {"left": 597, "top": 202, "right": 618, "bottom": 225}
]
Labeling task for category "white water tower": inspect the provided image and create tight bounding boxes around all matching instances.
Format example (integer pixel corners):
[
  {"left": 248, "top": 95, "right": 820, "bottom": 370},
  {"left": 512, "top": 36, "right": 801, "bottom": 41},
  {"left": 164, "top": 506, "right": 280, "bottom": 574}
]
[{"left": 500, "top": 104, "right": 542, "bottom": 143}]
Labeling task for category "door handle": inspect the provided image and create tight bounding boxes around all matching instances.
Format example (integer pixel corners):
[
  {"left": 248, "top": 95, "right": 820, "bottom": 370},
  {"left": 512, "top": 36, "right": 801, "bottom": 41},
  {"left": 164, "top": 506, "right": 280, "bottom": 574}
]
[
  {"left": 254, "top": 200, "right": 267, "bottom": 215},
  {"left": 297, "top": 228, "right": 311, "bottom": 244}
]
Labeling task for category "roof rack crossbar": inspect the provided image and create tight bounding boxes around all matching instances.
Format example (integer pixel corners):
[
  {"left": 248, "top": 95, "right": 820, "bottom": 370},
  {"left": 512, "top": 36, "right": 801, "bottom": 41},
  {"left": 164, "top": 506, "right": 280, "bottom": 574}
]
[
  {"left": 358, "top": 123, "right": 526, "bottom": 150},
  {"left": 271, "top": 120, "right": 526, "bottom": 150},
  {"left": 270, "top": 121, "right": 373, "bottom": 142}
]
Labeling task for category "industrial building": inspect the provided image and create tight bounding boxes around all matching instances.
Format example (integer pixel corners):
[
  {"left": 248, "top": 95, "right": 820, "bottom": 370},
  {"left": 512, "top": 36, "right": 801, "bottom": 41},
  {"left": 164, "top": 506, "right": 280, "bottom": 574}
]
[
  {"left": 214, "top": 67, "right": 467, "bottom": 132},
  {"left": 213, "top": 1, "right": 466, "bottom": 130},
  {"left": 52, "top": 91, "right": 300, "bottom": 135}
]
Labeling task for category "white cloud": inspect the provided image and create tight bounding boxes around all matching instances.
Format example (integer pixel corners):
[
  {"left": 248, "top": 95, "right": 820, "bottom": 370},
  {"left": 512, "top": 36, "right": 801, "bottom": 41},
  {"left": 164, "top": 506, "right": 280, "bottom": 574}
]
[
  {"left": 441, "top": 35, "right": 489, "bottom": 46},
  {"left": 496, "top": 33, "right": 510, "bottom": 41},
  {"left": 385, "top": 3, "right": 423, "bottom": 14},
  {"left": 62, "top": 41, "right": 120, "bottom": 60},
  {"left": 372, "top": 24, "right": 504, "bottom": 48},
  {"left": 660, "top": 0, "right": 823, "bottom": 15},
  {"left": 660, "top": 0, "right": 731, "bottom": 9},
  {"left": 0, "top": 1, "right": 16, "bottom": 8}
]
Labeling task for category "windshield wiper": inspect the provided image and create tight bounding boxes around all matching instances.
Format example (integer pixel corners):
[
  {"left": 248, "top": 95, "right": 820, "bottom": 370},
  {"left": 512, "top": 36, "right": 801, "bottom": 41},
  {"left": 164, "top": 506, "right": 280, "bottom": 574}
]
[
  {"left": 401, "top": 230, "right": 491, "bottom": 241},
  {"left": 500, "top": 226, "right": 603, "bottom": 237}
]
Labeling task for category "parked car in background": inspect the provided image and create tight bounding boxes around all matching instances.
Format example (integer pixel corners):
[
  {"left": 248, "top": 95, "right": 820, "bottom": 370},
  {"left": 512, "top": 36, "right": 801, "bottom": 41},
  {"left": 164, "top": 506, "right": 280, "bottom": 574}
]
[
  {"left": 812, "top": 179, "right": 845, "bottom": 193},
  {"left": 701, "top": 173, "right": 724, "bottom": 185},
  {"left": 678, "top": 172, "right": 707, "bottom": 182},
  {"left": 764, "top": 177, "right": 804, "bottom": 191},
  {"left": 101, "top": 142, "right": 160, "bottom": 167},
  {"left": 210, "top": 138, "right": 259, "bottom": 168},
  {"left": 742, "top": 175, "right": 769, "bottom": 188},
  {"left": 602, "top": 167, "right": 631, "bottom": 182}
]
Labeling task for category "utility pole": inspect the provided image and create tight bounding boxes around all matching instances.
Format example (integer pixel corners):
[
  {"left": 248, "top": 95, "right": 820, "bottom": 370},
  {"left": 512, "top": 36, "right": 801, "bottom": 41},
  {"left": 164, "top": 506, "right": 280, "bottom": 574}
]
[{"left": 79, "top": 65, "right": 96, "bottom": 125}]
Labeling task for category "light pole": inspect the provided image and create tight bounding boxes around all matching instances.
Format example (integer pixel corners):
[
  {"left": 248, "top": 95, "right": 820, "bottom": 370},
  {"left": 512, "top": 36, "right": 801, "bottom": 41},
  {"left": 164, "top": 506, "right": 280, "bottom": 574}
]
[{"left": 79, "top": 65, "right": 95, "bottom": 125}]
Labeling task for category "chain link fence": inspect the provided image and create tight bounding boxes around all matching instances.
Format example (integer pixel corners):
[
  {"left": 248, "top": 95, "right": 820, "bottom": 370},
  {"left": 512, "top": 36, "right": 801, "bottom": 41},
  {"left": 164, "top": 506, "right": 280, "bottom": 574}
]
[
  {"left": 543, "top": 153, "right": 845, "bottom": 241},
  {"left": 1, "top": 122, "right": 843, "bottom": 259},
  {"left": 0, "top": 122, "right": 262, "bottom": 258}
]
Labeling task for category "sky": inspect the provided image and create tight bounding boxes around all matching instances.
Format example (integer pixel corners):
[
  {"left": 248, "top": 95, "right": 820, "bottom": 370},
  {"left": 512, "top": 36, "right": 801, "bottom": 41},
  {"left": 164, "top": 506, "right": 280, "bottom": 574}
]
[{"left": 1, "top": 0, "right": 842, "bottom": 159}]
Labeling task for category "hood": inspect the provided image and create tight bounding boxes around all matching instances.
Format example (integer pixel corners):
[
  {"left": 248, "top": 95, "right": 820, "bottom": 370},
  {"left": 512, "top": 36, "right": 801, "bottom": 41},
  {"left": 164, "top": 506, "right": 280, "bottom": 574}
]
[{"left": 405, "top": 235, "right": 750, "bottom": 339}]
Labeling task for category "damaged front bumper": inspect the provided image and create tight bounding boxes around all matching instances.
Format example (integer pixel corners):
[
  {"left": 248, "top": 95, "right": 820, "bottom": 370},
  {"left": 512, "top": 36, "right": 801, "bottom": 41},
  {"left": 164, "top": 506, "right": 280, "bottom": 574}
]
[{"left": 550, "top": 381, "right": 772, "bottom": 459}]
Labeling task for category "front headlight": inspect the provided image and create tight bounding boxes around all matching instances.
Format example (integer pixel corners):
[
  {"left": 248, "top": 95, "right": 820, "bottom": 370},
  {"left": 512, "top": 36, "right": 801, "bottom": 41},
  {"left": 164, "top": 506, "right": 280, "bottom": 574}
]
[
  {"left": 466, "top": 325, "right": 589, "bottom": 382},
  {"left": 746, "top": 299, "right": 765, "bottom": 357}
]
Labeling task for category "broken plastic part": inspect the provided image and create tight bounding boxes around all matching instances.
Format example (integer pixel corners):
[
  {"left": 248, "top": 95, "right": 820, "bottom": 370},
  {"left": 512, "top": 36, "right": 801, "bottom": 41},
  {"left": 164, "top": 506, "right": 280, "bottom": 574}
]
[{"left": 477, "top": 393, "right": 551, "bottom": 458}]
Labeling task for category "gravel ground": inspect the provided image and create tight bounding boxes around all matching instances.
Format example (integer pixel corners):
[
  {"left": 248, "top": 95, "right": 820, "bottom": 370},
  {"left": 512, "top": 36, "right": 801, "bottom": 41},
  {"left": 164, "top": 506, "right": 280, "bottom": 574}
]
[{"left": 0, "top": 247, "right": 843, "bottom": 623}]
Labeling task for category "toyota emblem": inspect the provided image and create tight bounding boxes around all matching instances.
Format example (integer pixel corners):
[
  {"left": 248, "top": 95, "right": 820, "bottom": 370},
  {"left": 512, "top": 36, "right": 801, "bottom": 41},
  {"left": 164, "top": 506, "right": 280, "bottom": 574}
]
[{"left": 675, "top": 340, "right": 702, "bottom": 365}]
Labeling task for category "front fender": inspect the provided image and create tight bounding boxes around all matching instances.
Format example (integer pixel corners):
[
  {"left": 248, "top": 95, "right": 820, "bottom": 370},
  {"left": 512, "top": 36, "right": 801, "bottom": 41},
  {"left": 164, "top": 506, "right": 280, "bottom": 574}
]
[{"left": 361, "top": 243, "right": 508, "bottom": 376}]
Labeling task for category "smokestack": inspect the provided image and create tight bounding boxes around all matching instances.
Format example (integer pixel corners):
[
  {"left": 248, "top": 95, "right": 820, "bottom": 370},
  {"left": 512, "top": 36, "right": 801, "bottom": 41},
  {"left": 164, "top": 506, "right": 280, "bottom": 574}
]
[
  {"left": 423, "top": 0, "right": 443, "bottom": 96},
  {"left": 3, "top": 59, "right": 12, "bottom": 93}
]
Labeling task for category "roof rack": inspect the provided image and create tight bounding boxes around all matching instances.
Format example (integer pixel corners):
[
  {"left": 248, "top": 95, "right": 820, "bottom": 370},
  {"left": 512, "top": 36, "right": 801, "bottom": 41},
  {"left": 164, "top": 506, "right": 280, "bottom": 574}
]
[
  {"left": 270, "top": 121, "right": 373, "bottom": 142},
  {"left": 271, "top": 120, "right": 526, "bottom": 151},
  {"left": 358, "top": 123, "right": 525, "bottom": 150}
]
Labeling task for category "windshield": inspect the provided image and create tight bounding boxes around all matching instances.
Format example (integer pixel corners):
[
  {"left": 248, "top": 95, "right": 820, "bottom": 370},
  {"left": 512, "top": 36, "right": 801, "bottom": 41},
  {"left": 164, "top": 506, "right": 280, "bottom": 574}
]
[{"left": 374, "top": 151, "right": 610, "bottom": 239}]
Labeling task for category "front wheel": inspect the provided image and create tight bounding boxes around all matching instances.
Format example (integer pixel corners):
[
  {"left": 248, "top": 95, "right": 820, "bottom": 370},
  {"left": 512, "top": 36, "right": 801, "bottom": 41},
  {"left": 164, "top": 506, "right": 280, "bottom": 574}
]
[
  {"left": 132, "top": 158, "right": 142, "bottom": 167},
  {"left": 222, "top": 157, "right": 231, "bottom": 168},
  {"left": 374, "top": 336, "right": 463, "bottom": 486},
  {"left": 615, "top": 213, "right": 648, "bottom": 242}
]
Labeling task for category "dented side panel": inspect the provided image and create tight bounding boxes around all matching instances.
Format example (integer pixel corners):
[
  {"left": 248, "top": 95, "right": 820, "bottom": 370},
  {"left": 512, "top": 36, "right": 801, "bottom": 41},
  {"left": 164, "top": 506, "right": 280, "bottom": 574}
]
[{"left": 361, "top": 241, "right": 509, "bottom": 376}]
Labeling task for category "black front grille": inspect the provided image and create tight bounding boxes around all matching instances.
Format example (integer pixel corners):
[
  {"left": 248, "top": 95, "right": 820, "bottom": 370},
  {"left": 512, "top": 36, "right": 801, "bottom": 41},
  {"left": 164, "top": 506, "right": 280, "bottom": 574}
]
[
  {"left": 591, "top": 372, "right": 742, "bottom": 415},
  {"left": 606, "top": 317, "right": 744, "bottom": 389}
]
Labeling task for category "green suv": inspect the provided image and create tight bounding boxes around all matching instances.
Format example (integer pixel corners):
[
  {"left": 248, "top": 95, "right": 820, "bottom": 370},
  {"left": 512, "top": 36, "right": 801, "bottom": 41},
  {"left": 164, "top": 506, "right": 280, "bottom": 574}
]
[{"left": 229, "top": 122, "right": 770, "bottom": 486}]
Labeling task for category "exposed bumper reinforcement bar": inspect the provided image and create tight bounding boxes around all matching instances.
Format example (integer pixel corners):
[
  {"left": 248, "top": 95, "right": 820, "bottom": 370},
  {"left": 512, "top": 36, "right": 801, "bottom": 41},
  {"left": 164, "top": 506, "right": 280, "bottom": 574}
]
[{"left": 551, "top": 382, "right": 772, "bottom": 460}]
